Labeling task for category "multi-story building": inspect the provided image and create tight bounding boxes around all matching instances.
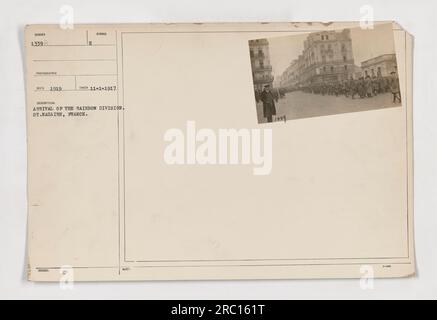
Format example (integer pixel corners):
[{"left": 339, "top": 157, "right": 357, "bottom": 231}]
[
  {"left": 249, "top": 39, "right": 274, "bottom": 91},
  {"left": 280, "top": 29, "right": 357, "bottom": 89},
  {"left": 361, "top": 53, "right": 397, "bottom": 78},
  {"left": 279, "top": 59, "right": 299, "bottom": 89}
]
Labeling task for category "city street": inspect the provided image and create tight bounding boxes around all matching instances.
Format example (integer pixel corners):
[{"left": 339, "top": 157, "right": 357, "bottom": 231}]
[{"left": 256, "top": 90, "right": 401, "bottom": 123}]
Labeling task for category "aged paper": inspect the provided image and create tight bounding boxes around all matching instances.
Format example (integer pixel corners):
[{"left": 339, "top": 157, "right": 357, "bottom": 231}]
[{"left": 25, "top": 22, "right": 415, "bottom": 281}]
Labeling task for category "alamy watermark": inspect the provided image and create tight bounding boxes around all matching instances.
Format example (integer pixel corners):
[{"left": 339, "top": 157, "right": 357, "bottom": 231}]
[
  {"left": 59, "top": 5, "right": 74, "bottom": 30},
  {"left": 360, "top": 265, "right": 375, "bottom": 290},
  {"left": 59, "top": 265, "right": 74, "bottom": 290},
  {"left": 163, "top": 121, "right": 273, "bottom": 176},
  {"left": 360, "top": 5, "right": 374, "bottom": 30}
]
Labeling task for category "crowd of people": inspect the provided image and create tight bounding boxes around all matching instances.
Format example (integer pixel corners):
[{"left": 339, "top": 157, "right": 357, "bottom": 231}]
[
  {"left": 255, "top": 72, "right": 401, "bottom": 106},
  {"left": 300, "top": 72, "right": 401, "bottom": 103},
  {"left": 255, "top": 72, "right": 401, "bottom": 123}
]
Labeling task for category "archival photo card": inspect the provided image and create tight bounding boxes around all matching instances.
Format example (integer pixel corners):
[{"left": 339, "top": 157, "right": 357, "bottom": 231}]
[
  {"left": 249, "top": 23, "right": 401, "bottom": 123},
  {"left": 24, "top": 22, "right": 414, "bottom": 281}
]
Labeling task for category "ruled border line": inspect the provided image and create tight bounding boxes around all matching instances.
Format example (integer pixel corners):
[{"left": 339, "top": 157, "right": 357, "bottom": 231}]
[{"left": 118, "top": 26, "right": 411, "bottom": 267}]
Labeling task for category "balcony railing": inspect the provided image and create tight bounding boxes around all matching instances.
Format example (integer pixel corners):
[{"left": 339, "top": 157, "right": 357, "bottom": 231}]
[{"left": 254, "top": 65, "right": 272, "bottom": 71}]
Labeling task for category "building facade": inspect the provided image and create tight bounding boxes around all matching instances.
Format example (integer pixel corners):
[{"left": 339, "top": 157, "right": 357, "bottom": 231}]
[
  {"left": 361, "top": 53, "right": 397, "bottom": 78},
  {"left": 279, "top": 29, "right": 357, "bottom": 89},
  {"left": 279, "top": 59, "right": 299, "bottom": 89},
  {"left": 249, "top": 39, "right": 274, "bottom": 91}
]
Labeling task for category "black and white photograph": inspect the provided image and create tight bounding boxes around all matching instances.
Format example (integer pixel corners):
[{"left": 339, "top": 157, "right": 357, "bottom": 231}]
[{"left": 249, "top": 23, "right": 402, "bottom": 123}]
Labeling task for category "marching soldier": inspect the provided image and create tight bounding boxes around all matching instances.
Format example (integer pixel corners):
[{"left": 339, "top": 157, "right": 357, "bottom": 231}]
[
  {"left": 377, "top": 75, "right": 384, "bottom": 94},
  {"left": 358, "top": 77, "right": 366, "bottom": 98},
  {"left": 365, "top": 75, "right": 373, "bottom": 98},
  {"left": 349, "top": 78, "right": 357, "bottom": 99},
  {"left": 384, "top": 77, "right": 390, "bottom": 93},
  {"left": 372, "top": 76, "right": 379, "bottom": 96},
  {"left": 343, "top": 80, "right": 350, "bottom": 97},
  {"left": 389, "top": 71, "right": 401, "bottom": 103}
]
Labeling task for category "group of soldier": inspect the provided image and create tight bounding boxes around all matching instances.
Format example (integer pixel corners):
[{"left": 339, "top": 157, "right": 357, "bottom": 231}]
[
  {"left": 301, "top": 72, "right": 401, "bottom": 103},
  {"left": 254, "top": 72, "right": 401, "bottom": 123}
]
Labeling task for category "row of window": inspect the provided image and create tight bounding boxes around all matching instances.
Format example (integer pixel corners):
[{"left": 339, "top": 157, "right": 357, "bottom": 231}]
[
  {"left": 364, "top": 67, "right": 382, "bottom": 77},
  {"left": 318, "top": 65, "right": 348, "bottom": 74},
  {"left": 249, "top": 49, "right": 264, "bottom": 57},
  {"left": 321, "top": 55, "right": 348, "bottom": 62},
  {"left": 301, "top": 54, "right": 348, "bottom": 69},
  {"left": 319, "top": 43, "right": 346, "bottom": 51},
  {"left": 283, "top": 64, "right": 350, "bottom": 82}
]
